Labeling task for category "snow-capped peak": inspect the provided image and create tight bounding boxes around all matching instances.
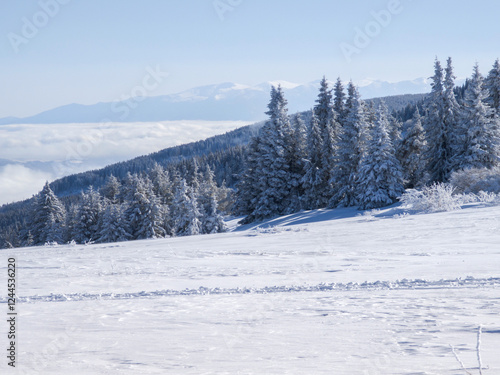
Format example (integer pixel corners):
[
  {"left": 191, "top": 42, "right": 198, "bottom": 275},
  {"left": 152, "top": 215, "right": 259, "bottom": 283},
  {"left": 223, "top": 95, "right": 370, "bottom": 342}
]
[{"left": 267, "top": 80, "right": 302, "bottom": 89}]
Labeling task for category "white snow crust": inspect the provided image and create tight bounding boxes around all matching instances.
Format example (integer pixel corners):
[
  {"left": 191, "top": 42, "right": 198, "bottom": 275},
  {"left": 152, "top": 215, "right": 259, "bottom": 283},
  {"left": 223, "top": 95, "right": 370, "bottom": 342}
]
[{"left": 1, "top": 203, "right": 499, "bottom": 374}]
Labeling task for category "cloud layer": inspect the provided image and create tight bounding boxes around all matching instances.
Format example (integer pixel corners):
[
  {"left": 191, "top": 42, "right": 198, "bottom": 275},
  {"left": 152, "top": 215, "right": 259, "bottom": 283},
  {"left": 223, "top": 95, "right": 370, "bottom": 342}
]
[{"left": 0, "top": 121, "right": 250, "bottom": 205}]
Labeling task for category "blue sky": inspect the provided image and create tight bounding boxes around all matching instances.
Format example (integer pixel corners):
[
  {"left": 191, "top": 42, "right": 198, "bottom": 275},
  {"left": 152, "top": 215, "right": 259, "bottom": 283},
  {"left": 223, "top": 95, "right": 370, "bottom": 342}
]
[{"left": 1, "top": 0, "right": 500, "bottom": 118}]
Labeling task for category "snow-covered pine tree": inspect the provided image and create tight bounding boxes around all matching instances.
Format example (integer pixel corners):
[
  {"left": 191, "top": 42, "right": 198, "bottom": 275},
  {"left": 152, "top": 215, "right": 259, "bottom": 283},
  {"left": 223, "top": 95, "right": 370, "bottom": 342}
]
[
  {"left": 329, "top": 81, "right": 367, "bottom": 208},
  {"left": 188, "top": 158, "right": 202, "bottom": 192},
  {"left": 197, "top": 166, "right": 213, "bottom": 232},
  {"left": 24, "top": 230, "right": 34, "bottom": 247},
  {"left": 333, "top": 77, "right": 346, "bottom": 123},
  {"left": 387, "top": 111, "right": 402, "bottom": 149},
  {"left": 198, "top": 165, "right": 227, "bottom": 234},
  {"left": 201, "top": 192, "right": 227, "bottom": 234},
  {"left": 45, "top": 212, "right": 65, "bottom": 245},
  {"left": 485, "top": 59, "right": 500, "bottom": 114},
  {"left": 398, "top": 107, "right": 427, "bottom": 188},
  {"left": 216, "top": 180, "right": 234, "bottom": 214},
  {"left": 285, "top": 113, "right": 307, "bottom": 211},
  {"left": 201, "top": 165, "right": 218, "bottom": 197},
  {"left": 97, "top": 204, "right": 130, "bottom": 243},
  {"left": 357, "top": 104, "right": 405, "bottom": 210},
  {"left": 315, "top": 76, "right": 338, "bottom": 206},
  {"left": 443, "top": 57, "right": 462, "bottom": 173},
  {"left": 245, "top": 85, "right": 293, "bottom": 221},
  {"left": 120, "top": 172, "right": 141, "bottom": 203},
  {"left": 291, "top": 113, "right": 307, "bottom": 158},
  {"left": 149, "top": 162, "right": 174, "bottom": 205},
  {"left": 74, "top": 186, "right": 103, "bottom": 244},
  {"left": 235, "top": 136, "right": 262, "bottom": 216},
  {"left": 366, "top": 101, "right": 378, "bottom": 128},
  {"left": 31, "top": 182, "right": 66, "bottom": 245},
  {"left": 301, "top": 110, "right": 324, "bottom": 209},
  {"left": 125, "top": 177, "right": 167, "bottom": 240},
  {"left": 457, "top": 64, "right": 500, "bottom": 170},
  {"left": 172, "top": 178, "right": 201, "bottom": 236},
  {"left": 425, "top": 58, "right": 451, "bottom": 183},
  {"left": 101, "top": 174, "right": 121, "bottom": 204},
  {"left": 140, "top": 180, "right": 168, "bottom": 240},
  {"left": 64, "top": 203, "right": 79, "bottom": 244}
]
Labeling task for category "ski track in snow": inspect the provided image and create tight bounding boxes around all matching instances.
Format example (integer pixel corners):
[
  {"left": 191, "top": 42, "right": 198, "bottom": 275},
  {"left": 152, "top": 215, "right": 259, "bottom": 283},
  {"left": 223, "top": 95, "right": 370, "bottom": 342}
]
[{"left": 3, "top": 276, "right": 499, "bottom": 303}]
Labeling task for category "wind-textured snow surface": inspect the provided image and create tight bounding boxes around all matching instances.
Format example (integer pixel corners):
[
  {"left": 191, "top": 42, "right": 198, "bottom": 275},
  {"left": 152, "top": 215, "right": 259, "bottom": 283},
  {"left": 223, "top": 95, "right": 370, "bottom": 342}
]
[{"left": 1, "top": 203, "right": 499, "bottom": 374}]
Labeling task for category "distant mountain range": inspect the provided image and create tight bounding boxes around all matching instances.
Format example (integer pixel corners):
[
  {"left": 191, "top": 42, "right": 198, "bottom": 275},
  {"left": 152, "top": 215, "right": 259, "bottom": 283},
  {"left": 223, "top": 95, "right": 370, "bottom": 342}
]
[{"left": 0, "top": 78, "right": 435, "bottom": 125}]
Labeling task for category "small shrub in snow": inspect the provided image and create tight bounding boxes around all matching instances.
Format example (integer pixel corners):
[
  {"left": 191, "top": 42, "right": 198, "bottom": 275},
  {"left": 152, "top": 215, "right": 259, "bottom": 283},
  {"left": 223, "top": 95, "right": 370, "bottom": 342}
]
[
  {"left": 450, "top": 166, "right": 500, "bottom": 194},
  {"left": 400, "top": 183, "right": 500, "bottom": 213},
  {"left": 476, "top": 190, "right": 500, "bottom": 203},
  {"left": 399, "top": 183, "right": 461, "bottom": 213}
]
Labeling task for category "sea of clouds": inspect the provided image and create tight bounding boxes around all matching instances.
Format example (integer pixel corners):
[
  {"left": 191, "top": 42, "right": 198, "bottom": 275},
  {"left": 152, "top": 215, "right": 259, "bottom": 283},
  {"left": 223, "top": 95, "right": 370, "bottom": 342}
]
[{"left": 0, "top": 120, "right": 249, "bottom": 205}]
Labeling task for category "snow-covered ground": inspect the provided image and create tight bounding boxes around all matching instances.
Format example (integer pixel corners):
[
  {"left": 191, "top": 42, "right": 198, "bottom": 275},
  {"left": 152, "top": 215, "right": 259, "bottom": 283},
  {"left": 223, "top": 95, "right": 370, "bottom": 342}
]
[
  {"left": 1, "top": 203, "right": 499, "bottom": 374},
  {"left": 0, "top": 120, "right": 250, "bottom": 205}
]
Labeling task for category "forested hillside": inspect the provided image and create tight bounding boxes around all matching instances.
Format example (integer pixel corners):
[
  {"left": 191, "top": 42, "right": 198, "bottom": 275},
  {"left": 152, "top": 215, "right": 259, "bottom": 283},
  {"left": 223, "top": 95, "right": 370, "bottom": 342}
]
[{"left": 2, "top": 57, "right": 498, "bottom": 249}]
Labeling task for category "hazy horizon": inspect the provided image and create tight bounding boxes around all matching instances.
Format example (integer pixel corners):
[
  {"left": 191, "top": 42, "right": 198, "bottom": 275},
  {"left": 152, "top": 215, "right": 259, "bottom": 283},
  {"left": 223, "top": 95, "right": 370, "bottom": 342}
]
[{"left": 1, "top": 0, "right": 500, "bottom": 118}]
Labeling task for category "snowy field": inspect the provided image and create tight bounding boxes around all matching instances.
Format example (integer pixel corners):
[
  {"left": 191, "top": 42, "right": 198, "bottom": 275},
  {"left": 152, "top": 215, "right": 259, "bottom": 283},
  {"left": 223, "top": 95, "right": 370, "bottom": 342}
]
[
  {"left": 0, "top": 120, "right": 250, "bottom": 205},
  {"left": 1, "top": 203, "right": 500, "bottom": 374}
]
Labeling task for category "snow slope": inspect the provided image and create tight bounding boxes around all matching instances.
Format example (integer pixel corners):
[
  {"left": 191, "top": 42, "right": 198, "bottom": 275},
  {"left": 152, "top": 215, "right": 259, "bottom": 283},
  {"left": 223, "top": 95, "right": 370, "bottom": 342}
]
[{"left": 1, "top": 203, "right": 499, "bottom": 374}]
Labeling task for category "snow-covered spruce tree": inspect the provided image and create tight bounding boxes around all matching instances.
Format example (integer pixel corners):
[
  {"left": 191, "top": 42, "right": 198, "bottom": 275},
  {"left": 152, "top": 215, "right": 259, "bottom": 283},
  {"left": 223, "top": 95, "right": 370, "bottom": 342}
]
[
  {"left": 97, "top": 204, "right": 130, "bottom": 243},
  {"left": 200, "top": 165, "right": 218, "bottom": 198},
  {"left": 290, "top": 113, "right": 307, "bottom": 172},
  {"left": 357, "top": 104, "right": 405, "bottom": 210},
  {"left": 138, "top": 183, "right": 168, "bottom": 240},
  {"left": 329, "top": 81, "right": 367, "bottom": 208},
  {"left": 456, "top": 64, "right": 500, "bottom": 170},
  {"left": 365, "top": 101, "right": 378, "bottom": 128},
  {"left": 73, "top": 186, "right": 103, "bottom": 244},
  {"left": 244, "top": 85, "right": 294, "bottom": 222},
  {"left": 172, "top": 178, "right": 201, "bottom": 236},
  {"left": 64, "top": 203, "right": 79, "bottom": 244},
  {"left": 149, "top": 162, "right": 174, "bottom": 205},
  {"left": 285, "top": 113, "right": 307, "bottom": 210},
  {"left": 333, "top": 77, "right": 346, "bottom": 123},
  {"left": 201, "top": 192, "right": 227, "bottom": 234},
  {"left": 485, "top": 58, "right": 500, "bottom": 114},
  {"left": 120, "top": 172, "right": 141, "bottom": 203},
  {"left": 125, "top": 176, "right": 167, "bottom": 240},
  {"left": 443, "top": 57, "right": 463, "bottom": 172},
  {"left": 301, "top": 110, "right": 325, "bottom": 209},
  {"left": 234, "top": 135, "right": 262, "bottom": 216},
  {"left": 398, "top": 107, "right": 427, "bottom": 188},
  {"left": 388, "top": 111, "right": 402, "bottom": 150},
  {"left": 215, "top": 180, "right": 234, "bottom": 214},
  {"left": 198, "top": 165, "right": 227, "bottom": 234},
  {"left": 315, "top": 76, "right": 339, "bottom": 206},
  {"left": 31, "top": 182, "right": 66, "bottom": 245},
  {"left": 101, "top": 174, "right": 121, "bottom": 204},
  {"left": 425, "top": 58, "right": 452, "bottom": 183},
  {"left": 188, "top": 158, "right": 202, "bottom": 192}
]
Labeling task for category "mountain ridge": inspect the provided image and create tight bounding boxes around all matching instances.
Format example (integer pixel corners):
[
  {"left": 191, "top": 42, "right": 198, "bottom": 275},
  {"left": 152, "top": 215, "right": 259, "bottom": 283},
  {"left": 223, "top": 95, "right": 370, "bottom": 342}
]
[{"left": 0, "top": 79, "right": 432, "bottom": 125}]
